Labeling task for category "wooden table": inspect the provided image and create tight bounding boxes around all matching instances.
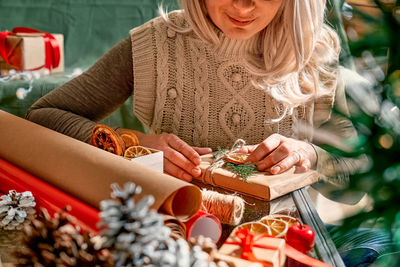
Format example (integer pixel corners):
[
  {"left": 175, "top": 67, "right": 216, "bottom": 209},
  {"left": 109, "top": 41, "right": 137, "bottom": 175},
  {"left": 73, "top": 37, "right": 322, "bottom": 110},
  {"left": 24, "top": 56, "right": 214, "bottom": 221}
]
[
  {"left": 196, "top": 178, "right": 345, "bottom": 267},
  {"left": 0, "top": 186, "right": 345, "bottom": 267},
  {"left": 293, "top": 188, "right": 345, "bottom": 266}
]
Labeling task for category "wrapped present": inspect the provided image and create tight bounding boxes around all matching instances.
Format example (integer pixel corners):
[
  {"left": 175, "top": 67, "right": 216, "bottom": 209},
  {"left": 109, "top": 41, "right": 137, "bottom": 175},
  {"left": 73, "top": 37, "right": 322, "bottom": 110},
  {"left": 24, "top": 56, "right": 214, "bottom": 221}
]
[
  {"left": 197, "top": 153, "right": 319, "bottom": 200},
  {"left": 0, "top": 27, "right": 64, "bottom": 73},
  {"left": 219, "top": 228, "right": 286, "bottom": 267},
  {"left": 214, "top": 253, "right": 264, "bottom": 267}
]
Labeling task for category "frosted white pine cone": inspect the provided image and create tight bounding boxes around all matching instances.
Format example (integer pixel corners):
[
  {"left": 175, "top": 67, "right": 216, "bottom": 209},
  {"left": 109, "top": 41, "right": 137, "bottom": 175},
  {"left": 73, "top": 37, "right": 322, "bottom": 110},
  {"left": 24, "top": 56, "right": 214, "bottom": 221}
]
[{"left": 0, "top": 190, "right": 36, "bottom": 230}]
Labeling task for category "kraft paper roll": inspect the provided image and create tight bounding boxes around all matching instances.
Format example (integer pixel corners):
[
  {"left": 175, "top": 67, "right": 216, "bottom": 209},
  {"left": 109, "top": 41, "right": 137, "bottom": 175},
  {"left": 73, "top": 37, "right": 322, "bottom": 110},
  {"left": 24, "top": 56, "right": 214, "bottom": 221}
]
[
  {"left": 0, "top": 157, "right": 99, "bottom": 232},
  {"left": 163, "top": 215, "right": 187, "bottom": 240},
  {"left": 0, "top": 111, "right": 201, "bottom": 219}
]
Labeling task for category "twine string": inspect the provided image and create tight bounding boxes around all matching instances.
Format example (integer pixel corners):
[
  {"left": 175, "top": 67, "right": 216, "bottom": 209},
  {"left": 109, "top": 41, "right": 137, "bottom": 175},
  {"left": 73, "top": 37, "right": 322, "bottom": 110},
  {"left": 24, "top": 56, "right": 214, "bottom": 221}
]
[
  {"left": 202, "top": 138, "right": 247, "bottom": 185},
  {"left": 201, "top": 189, "right": 245, "bottom": 226}
]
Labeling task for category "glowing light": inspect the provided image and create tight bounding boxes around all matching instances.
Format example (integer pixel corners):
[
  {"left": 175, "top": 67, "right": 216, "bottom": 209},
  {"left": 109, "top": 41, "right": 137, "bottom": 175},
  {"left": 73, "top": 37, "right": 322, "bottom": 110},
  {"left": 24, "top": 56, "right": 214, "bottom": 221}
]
[
  {"left": 16, "top": 88, "right": 27, "bottom": 100},
  {"left": 379, "top": 134, "right": 394, "bottom": 149}
]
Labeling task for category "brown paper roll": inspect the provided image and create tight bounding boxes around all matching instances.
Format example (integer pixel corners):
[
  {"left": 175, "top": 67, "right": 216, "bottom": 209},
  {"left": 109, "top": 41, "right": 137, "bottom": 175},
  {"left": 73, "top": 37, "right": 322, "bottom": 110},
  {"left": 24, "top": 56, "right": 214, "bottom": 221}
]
[
  {"left": 163, "top": 215, "right": 187, "bottom": 240},
  {"left": 0, "top": 111, "right": 201, "bottom": 219}
]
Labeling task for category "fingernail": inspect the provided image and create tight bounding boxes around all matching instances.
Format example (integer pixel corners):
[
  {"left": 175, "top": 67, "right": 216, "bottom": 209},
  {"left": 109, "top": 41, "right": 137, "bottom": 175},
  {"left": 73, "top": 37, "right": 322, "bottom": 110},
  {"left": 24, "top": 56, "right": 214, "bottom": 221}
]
[
  {"left": 183, "top": 173, "right": 192, "bottom": 181},
  {"left": 258, "top": 163, "right": 266, "bottom": 170},
  {"left": 271, "top": 166, "right": 280, "bottom": 174},
  {"left": 192, "top": 167, "right": 201, "bottom": 177}
]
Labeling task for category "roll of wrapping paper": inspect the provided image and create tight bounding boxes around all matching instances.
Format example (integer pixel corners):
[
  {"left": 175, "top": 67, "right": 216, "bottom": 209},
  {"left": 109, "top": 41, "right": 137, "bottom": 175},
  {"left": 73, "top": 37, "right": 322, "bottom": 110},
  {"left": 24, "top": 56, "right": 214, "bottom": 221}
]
[
  {"left": 0, "top": 157, "right": 99, "bottom": 232},
  {"left": 0, "top": 111, "right": 201, "bottom": 220},
  {"left": 163, "top": 215, "right": 187, "bottom": 240}
]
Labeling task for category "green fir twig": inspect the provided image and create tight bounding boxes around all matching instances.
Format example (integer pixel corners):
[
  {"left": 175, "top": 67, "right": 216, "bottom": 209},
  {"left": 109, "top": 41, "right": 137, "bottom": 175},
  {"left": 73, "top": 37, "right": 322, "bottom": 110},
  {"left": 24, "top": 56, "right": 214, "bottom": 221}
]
[{"left": 225, "top": 162, "right": 257, "bottom": 182}]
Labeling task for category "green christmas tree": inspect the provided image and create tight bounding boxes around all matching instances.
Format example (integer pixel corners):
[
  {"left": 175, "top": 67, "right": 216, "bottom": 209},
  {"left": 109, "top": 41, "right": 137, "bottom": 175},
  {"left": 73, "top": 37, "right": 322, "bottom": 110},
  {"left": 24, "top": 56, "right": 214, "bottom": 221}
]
[{"left": 325, "top": 0, "right": 400, "bottom": 265}]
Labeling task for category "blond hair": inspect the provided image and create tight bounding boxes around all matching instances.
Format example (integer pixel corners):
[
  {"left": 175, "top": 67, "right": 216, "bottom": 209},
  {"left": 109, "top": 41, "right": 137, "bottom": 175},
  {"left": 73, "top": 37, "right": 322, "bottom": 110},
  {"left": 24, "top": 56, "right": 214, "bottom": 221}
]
[{"left": 160, "top": 0, "right": 340, "bottom": 110}]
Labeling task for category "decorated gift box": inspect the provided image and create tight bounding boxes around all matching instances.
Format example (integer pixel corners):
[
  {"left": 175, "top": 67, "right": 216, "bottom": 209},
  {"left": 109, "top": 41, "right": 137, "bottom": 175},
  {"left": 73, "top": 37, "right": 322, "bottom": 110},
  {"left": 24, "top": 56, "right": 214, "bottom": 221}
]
[
  {"left": 0, "top": 27, "right": 64, "bottom": 73},
  {"left": 219, "top": 228, "right": 286, "bottom": 267},
  {"left": 197, "top": 153, "right": 319, "bottom": 201}
]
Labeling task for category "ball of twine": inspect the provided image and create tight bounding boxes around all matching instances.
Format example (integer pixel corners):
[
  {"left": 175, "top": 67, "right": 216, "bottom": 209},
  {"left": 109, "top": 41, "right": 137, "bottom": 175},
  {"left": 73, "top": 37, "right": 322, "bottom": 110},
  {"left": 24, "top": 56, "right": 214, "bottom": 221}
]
[{"left": 201, "top": 189, "right": 244, "bottom": 226}]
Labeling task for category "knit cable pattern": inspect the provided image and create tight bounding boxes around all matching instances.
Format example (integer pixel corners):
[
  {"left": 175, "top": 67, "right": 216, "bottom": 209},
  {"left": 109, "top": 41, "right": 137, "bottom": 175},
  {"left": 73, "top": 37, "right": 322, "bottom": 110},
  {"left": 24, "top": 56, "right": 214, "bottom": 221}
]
[{"left": 191, "top": 40, "right": 210, "bottom": 147}]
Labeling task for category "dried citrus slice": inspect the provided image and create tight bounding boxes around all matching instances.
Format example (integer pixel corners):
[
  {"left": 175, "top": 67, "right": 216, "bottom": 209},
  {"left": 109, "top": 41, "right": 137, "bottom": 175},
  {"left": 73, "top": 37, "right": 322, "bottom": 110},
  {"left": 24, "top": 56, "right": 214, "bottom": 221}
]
[
  {"left": 119, "top": 130, "right": 139, "bottom": 147},
  {"left": 90, "top": 124, "right": 125, "bottom": 156},
  {"left": 225, "top": 153, "right": 249, "bottom": 164},
  {"left": 259, "top": 214, "right": 298, "bottom": 238},
  {"left": 233, "top": 222, "right": 272, "bottom": 236},
  {"left": 124, "top": 145, "right": 152, "bottom": 159}
]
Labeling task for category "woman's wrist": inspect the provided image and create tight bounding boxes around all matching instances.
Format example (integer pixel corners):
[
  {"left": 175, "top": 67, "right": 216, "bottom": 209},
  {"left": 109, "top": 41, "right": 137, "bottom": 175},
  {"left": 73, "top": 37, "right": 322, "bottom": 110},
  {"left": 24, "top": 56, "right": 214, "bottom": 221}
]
[{"left": 115, "top": 127, "right": 145, "bottom": 144}]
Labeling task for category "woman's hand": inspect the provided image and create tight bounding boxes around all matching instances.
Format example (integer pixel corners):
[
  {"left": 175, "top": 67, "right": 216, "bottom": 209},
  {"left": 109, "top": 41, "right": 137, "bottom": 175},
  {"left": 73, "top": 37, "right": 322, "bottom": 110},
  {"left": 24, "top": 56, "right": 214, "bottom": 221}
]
[
  {"left": 240, "top": 134, "right": 317, "bottom": 174},
  {"left": 137, "top": 132, "right": 212, "bottom": 182}
]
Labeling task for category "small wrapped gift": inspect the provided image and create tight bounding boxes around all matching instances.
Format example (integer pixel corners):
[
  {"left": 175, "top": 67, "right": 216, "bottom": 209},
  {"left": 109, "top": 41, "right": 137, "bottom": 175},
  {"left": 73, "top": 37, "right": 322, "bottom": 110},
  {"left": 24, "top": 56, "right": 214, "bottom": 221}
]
[
  {"left": 197, "top": 153, "right": 319, "bottom": 200},
  {"left": 219, "top": 228, "right": 286, "bottom": 267},
  {"left": 0, "top": 27, "right": 64, "bottom": 73}
]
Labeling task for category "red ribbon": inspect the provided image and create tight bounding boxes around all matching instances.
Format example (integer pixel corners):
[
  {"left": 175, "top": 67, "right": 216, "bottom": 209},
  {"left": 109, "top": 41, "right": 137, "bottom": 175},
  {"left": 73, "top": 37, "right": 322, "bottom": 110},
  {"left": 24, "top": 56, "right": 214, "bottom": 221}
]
[
  {"left": 0, "top": 27, "right": 60, "bottom": 70},
  {"left": 224, "top": 229, "right": 333, "bottom": 267},
  {"left": 224, "top": 229, "right": 281, "bottom": 267}
]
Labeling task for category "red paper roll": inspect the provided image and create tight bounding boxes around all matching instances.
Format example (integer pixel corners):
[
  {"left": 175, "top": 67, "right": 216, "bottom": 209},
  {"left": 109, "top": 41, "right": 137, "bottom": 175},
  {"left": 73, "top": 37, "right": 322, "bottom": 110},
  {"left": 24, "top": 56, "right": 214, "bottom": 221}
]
[
  {"left": 0, "top": 157, "right": 99, "bottom": 233},
  {"left": 184, "top": 210, "right": 222, "bottom": 243}
]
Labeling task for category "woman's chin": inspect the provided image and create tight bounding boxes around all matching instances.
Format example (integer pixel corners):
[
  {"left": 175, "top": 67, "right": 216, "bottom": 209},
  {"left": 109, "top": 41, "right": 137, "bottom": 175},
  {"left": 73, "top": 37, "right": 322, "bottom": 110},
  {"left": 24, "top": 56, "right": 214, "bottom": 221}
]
[{"left": 224, "top": 29, "right": 255, "bottom": 40}]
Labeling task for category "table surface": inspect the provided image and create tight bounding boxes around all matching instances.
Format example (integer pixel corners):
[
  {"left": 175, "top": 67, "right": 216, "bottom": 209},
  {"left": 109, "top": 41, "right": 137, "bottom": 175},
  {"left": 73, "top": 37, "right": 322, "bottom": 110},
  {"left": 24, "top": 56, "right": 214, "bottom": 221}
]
[
  {"left": 292, "top": 188, "right": 345, "bottom": 266},
  {"left": 0, "top": 186, "right": 345, "bottom": 267},
  {"left": 197, "top": 180, "right": 346, "bottom": 267}
]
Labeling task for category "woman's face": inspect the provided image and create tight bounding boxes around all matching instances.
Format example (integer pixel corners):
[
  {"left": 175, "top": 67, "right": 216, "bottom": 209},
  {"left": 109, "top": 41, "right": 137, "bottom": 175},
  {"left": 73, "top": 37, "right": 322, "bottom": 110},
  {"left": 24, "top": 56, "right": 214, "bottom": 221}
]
[{"left": 204, "top": 0, "right": 283, "bottom": 40}]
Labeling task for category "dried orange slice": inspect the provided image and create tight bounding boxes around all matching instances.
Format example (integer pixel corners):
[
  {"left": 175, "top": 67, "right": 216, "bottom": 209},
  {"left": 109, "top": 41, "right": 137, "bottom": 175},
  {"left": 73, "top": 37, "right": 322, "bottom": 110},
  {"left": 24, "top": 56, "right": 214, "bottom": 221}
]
[
  {"left": 124, "top": 145, "right": 152, "bottom": 159},
  {"left": 259, "top": 214, "right": 298, "bottom": 238},
  {"left": 233, "top": 222, "right": 272, "bottom": 236},
  {"left": 119, "top": 130, "right": 139, "bottom": 147},
  {"left": 90, "top": 124, "right": 125, "bottom": 156},
  {"left": 225, "top": 153, "right": 249, "bottom": 164}
]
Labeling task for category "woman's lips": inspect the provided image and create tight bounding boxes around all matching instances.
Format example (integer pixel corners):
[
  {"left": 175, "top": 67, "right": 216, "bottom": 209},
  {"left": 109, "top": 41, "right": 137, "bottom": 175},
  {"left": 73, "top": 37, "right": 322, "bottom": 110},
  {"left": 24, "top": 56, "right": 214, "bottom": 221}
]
[{"left": 227, "top": 15, "right": 255, "bottom": 27}]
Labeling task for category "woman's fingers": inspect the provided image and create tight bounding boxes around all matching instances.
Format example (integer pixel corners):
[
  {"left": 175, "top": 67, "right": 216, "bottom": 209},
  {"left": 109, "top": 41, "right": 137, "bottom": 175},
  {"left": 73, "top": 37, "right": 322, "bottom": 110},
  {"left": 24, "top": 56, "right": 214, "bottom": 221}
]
[
  {"left": 244, "top": 134, "right": 316, "bottom": 174},
  {"left": 164, "top": 158, "right": 193, "bottom": 182},
  {"left": 295, "top": 158, "right": 311, "bottom": 173},
  {"left": 269, "top": 151, "right": 302, "bottom": 174},
  {"left": 236, "top": 145, "right": 257, "bottom": 154},
  {"left": 139, "top": 133, "right": 207, "bottom": 180},
  {"left": 255, "top": 141, "right": 293, "bottom": 171},
  {"left": 193, "top": 146, "right": 213, "bottom": 155},
  {"left": 246, "top": 134, "right": 282, "bottom": 163},
  {"left": 167, "top": 134, "right": 202, "bottom": 166},
  {"left": 164, "top": 147, "right": 201, "bottom": 177}
]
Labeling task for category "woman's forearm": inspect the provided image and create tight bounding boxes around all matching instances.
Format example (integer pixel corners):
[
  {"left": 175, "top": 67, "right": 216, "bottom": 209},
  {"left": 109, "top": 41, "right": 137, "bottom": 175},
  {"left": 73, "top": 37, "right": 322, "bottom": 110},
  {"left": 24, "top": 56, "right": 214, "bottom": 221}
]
[{"left": 26, "top": 37, "right": 134, "bottom": 143}]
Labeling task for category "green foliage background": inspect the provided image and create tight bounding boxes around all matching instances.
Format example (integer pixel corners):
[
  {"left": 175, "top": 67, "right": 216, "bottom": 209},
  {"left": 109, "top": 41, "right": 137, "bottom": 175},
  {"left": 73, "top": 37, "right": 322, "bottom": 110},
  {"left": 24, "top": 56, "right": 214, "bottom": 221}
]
[{"left": 327, "top": 0, "right": 400, "bottom": 265}]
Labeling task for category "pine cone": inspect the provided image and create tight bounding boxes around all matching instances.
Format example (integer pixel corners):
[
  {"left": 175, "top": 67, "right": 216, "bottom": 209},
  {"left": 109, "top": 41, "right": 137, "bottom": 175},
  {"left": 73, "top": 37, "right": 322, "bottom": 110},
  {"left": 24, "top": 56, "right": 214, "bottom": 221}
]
[
  {"left": 13, "top": 208, "right": 113, "bottom": 266},
  {"left": 0, "top": 190, "right": 36, "bottom": 230},
  {"left": 100, "top": 182, "right": 220, "bottom": 267},
  {"left": 189, "top": 236, "right": 230, "bottom": 267}
]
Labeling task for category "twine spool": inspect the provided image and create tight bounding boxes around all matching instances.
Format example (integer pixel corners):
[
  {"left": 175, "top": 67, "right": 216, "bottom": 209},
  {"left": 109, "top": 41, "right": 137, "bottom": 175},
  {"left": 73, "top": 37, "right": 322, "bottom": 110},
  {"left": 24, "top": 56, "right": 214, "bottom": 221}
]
[{"left": 201, "top": 189, "right": 244, "bottom": 226}]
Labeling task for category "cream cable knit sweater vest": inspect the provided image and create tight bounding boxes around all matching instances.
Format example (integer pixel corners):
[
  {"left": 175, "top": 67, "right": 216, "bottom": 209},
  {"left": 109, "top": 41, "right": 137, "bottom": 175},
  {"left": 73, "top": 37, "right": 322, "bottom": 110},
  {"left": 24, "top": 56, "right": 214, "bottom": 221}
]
[{"left": 131, "top": 11, "right": 335, "bottom": 150}]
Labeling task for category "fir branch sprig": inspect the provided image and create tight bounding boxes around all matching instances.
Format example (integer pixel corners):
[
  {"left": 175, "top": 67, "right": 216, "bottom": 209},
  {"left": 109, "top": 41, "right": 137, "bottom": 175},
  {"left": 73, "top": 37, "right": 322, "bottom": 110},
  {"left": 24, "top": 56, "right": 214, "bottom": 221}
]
[
  {"left": 213, "top": 146, "right": 226, "bottom": 160},
  {"left": 212, "top": 145, "right": 258, "bottom": 181},
  {"left": 225, "top": 162, "right": 257, "bottom": 182}
]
